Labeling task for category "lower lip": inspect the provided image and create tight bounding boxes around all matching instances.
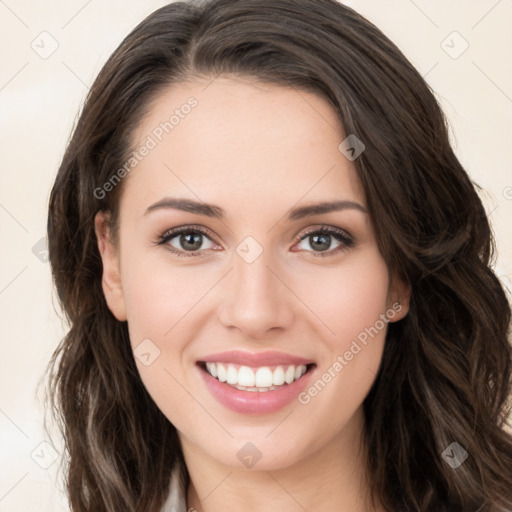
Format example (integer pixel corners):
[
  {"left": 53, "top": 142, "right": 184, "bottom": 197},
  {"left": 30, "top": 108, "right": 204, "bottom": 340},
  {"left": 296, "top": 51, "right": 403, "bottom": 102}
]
[{"left": 197, "top": 363, "right": 316, "bottom": 415}]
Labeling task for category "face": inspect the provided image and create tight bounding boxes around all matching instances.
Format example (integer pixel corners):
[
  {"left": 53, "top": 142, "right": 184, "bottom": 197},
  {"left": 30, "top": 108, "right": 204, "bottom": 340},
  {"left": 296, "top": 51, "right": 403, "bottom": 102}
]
[{"left": 95, "top": 76, "right": 410, "bottom": 471}]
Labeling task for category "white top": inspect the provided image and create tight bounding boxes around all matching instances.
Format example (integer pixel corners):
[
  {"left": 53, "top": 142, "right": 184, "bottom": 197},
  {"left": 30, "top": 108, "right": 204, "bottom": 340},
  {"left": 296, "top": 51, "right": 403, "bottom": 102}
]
[{"left": 161, "top": 457, "right": 188, "bottom": 512}]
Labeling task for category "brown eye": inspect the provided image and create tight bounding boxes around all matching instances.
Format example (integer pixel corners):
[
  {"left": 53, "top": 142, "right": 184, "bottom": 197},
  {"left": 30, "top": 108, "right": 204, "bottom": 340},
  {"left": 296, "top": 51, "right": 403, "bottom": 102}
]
[
  {"left": 293, "top": 226, "right": 355, "bottom": 257},
  {"left": 157, "top": 226, "right": 217, "bottom": 257}
]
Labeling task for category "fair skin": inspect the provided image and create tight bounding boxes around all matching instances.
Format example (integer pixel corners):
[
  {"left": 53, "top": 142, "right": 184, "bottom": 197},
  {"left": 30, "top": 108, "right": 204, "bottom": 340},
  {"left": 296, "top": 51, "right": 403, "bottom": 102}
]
[{"left": 95, "top": 76, "right": 410, "bottom": 512}]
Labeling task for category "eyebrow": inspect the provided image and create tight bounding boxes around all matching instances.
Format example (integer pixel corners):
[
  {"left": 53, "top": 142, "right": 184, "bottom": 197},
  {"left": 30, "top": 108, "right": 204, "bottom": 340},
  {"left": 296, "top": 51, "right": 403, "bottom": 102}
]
[{"left": 144, "top": 197, "right": 368, "bottom": 220}]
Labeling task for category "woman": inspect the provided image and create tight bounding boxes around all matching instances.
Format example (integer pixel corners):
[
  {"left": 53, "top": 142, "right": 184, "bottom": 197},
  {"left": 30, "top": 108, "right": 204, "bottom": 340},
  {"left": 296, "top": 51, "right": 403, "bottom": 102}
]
[{"left": 45, "top": 0, "right": 512, "bottom": 510}]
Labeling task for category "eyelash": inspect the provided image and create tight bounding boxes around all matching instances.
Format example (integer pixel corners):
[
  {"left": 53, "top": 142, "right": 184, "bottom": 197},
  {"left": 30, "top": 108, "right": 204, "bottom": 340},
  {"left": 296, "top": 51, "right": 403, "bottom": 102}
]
[{"left": 155, "top": 224, "right": 355, "bottom": 258}]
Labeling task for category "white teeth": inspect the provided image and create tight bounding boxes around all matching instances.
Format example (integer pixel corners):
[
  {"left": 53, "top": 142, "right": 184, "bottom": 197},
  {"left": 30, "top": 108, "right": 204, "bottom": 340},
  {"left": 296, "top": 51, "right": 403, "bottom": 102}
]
[
  {"left": 255, "top": 367, "right": 273, "bottom": 387},
  {"left": 226, "top": 365, "right": 238, "bottom": 385},
  {"left": 239, "top": 366, "right": 255, "bottom": 387},
  {"left": 285, "top": 366, "right": 296, "bottom": 384},
  {"left": 273, "top": 366, "right": 285, "bottom": 385},
  {"left": 205, "top": 362, "right": 217, "bottom": 378},
  {"left": 217, "top": 363, "right": 227, "bottom": 383},
  {"left": 203, "top": 362, "right": 309, "bottom": 389}
]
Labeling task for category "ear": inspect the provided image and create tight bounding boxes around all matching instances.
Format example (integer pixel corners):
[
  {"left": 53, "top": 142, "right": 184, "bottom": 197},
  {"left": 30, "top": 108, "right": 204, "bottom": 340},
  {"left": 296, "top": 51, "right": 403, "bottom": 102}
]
[
  {"left": 94, "top": 211, "right": 127, "bottom": 321},
  {"left": 386, "top": 275, "right": 411, "bottom": 323}
]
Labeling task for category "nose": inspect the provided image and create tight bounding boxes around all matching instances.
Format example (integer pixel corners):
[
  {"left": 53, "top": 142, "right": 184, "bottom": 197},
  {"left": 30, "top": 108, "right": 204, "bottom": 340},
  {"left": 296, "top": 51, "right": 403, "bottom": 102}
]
[{"left": 217, "top": 246, "right": 295, "bottom": 340}]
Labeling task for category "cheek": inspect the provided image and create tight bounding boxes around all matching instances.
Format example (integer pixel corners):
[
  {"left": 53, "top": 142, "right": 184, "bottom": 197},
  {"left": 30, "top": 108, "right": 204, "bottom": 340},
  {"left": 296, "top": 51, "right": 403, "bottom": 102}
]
[
  {"left": 119, "top": 243, "right": 207, "bottom": 344},
  {"left": 293, "top": 249, "right": 390, "bottom": 408},
  {"left": 296, "top": 248, "right": 391, "bottom": 347},
  {"left": 118, "top": 246, "right": 201, "bottom": 426}
]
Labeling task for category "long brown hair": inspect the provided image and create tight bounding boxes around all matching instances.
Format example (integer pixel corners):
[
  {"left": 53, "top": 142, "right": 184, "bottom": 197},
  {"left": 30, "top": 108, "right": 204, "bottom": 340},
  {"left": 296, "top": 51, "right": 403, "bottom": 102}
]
[{"left": 45, "top": 0, "right": 512, "bottom": 510}]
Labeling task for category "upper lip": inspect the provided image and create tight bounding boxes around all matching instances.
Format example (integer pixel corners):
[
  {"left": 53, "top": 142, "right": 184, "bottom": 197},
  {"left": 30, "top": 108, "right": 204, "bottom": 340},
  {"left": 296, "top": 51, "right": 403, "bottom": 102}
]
[{"left": 198, "top": 350, "right": 315, "bottom": 367}]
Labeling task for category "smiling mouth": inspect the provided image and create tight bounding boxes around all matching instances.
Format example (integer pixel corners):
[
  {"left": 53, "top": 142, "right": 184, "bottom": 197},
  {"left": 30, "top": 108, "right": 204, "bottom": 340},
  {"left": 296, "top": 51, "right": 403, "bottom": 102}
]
[{"left": 197, "top": 361, "right": 316, "bottom": 392}]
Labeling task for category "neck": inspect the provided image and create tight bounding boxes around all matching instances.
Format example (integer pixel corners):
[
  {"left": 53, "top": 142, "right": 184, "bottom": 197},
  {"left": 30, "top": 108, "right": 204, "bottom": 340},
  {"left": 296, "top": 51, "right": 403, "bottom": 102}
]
[{"left": 182, "top": 407, "right": 382, "bottom": 512}]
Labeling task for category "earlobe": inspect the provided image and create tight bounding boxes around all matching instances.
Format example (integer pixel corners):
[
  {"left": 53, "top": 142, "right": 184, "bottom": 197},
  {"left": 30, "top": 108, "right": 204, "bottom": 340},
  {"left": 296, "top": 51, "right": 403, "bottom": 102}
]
[
  {"left": 94, "top": 211, "right": 127, "bottom": 322},
  {"left": 387, "top": 280, "right": 411, "bottom": 323}
]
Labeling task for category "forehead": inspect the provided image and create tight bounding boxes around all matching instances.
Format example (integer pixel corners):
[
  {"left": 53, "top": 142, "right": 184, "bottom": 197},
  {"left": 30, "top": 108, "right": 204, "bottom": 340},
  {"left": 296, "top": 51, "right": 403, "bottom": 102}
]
[{"left": 121, "top": 76, "right": 365, "bottom": 220}]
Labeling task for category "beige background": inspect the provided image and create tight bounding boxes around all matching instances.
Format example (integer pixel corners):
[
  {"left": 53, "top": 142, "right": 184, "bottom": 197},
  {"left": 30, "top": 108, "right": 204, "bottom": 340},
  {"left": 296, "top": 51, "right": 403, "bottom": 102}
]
[{"left": 0, "top": 0, "right": 511, "bottom": 510}]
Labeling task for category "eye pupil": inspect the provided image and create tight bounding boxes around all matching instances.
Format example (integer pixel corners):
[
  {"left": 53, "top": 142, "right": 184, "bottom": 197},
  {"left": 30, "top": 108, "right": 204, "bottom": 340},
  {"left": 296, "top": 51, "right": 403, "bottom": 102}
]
[
  {"left": 181, "top": 232, "right": 203, "bottom": 251},
  {"left": 310, "top": 234, "right": 330, "bottom": 251}
]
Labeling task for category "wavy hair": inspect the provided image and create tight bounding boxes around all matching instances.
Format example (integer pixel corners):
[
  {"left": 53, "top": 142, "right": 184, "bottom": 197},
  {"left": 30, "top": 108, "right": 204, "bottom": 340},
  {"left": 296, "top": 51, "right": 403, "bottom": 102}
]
[{"left": 45, "top": 0, "right": 512, "bottom": 510}]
